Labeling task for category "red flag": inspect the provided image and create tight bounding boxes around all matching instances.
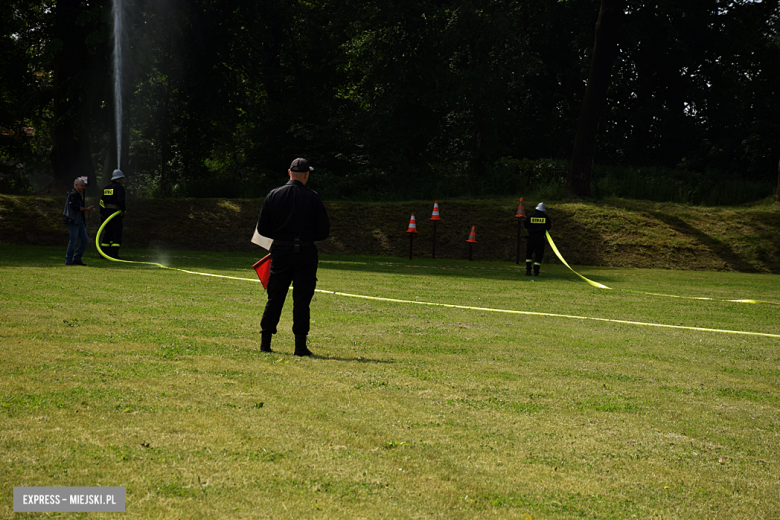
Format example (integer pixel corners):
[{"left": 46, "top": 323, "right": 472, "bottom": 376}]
[{"left": 253, "top": 254, "right": 271, "bottom": 290}]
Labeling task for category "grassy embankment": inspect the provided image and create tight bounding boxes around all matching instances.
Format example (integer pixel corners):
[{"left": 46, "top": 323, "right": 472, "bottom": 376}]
[
  {"left": 1, "top": 244, "right": 779, "bottom": 518},
  {"left": 1, "top": 193, "right": 779, "bottom": 272}
]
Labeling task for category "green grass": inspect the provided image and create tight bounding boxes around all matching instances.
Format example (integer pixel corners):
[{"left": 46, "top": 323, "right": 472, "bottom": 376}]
[
  {"left": 1, "top": 245, "right": 779, "bottom": 519},
  {"left": 3, "top": 193, "right": 780, "bottom": 274}
]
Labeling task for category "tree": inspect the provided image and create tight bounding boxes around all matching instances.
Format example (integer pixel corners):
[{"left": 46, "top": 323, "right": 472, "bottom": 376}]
[
  {"left": 0, "top": 0, "right": 53, "bottom": 193},
  {"left": 4, "top": 0, "right": 779, "bottom": 200},
  {"left": 567, "top": 0, "right": 624, "bottom": 197},
  {"left": 597, "top": 1, "right": 780, "bottom": 183},
  {"left": 49, "top": 0, "right": 110, "bottom": 188}
]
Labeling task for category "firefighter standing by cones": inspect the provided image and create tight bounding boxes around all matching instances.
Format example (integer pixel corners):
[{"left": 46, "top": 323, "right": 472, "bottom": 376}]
[
  {"left": 524, "top": 202, "right": 551, "bottom": 276},
  {"left": 99, "top": 169, "right": 127, "bottom": 259}
]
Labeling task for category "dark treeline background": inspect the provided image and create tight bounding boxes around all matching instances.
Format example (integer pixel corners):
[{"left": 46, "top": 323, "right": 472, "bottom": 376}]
[{"left": 2, "top": 0, "right": 779, "bottom": 203}]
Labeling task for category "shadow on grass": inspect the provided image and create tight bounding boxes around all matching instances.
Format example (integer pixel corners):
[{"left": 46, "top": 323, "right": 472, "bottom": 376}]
[
  {"left": 646, "top": 211, "right": 757, "bottom": 272},
  {"left": 0, "top": 244, "right": 609, "bottom": 285},
  {"left": 317, "top": 355, "right": 397, "bottom": 364},
  {"left": 0, "top": 244, "right": 245, "bottom": 268},
  {"left": 319, "top": 257, "right": 619, "bottom": 288},
  {"left": 261, "top": 352, "right": 395, "bottom": 364},
  {"left": 316, "top": 256, "right": 576, "bottom": 284}
]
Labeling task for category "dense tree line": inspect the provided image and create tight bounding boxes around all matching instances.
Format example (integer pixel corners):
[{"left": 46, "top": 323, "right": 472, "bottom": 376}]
[{"left": 1, "top": 0, "right": 779, "bottom": 201}]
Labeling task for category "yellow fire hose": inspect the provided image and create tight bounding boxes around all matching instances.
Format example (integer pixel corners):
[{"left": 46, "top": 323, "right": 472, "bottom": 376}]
[{"left": 92, "top": 212, "right": 779, "bottom": 337}]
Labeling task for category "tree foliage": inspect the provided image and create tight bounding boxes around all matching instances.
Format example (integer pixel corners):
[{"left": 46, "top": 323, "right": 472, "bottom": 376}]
[
  {"left": 1, "top": 0, "right": 778, "bottom": 200},
  {"left": 568, "top": 0, "right": 625, "bottom": 197}
]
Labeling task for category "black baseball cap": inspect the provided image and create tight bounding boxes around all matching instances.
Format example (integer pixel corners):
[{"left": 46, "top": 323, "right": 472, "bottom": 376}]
[{"left": 289, "top": 158, "right": 313, "bottom": 172}]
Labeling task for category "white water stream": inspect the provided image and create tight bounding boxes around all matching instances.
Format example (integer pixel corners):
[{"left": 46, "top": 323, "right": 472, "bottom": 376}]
[{"left": 113, "top": 0, "right": 123, "bottom": 169}]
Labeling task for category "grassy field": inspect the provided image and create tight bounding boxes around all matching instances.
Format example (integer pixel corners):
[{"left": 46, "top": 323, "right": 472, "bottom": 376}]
[
  {"left": 1, "top": 245, "right": 779, "bottom": 519},
  {"left": 3, "top": 194, "right": 779, "bottom": 273}
]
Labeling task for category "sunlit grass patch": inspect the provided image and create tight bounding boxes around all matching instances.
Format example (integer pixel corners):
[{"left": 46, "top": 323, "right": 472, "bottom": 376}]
[{"left": 1, "top": 245, "right": 779, "bottom": 518}]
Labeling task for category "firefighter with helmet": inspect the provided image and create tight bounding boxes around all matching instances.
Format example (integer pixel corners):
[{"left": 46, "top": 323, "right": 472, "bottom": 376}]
[
  {"left": 524, "top": 202, "right": 551, "bottom": 276},
  {"left": 99, "top": 169, "right": 127, "bottom": 259}
]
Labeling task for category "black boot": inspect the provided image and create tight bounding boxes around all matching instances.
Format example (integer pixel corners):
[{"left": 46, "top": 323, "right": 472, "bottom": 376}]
[
  {"left": 294, "top": 335, "right": 313, "bottom": 357},
  {"left": 534, "top": 266, "right": 540, "bottom": 276},
  {"left": 260, "top": 332, "right": 273, "bottom": 353}
]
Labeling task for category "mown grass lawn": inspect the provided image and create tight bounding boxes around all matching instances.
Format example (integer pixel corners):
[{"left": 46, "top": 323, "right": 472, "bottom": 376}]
[{"left": 1, "top": 245, "right": 779, "bottom": 519}]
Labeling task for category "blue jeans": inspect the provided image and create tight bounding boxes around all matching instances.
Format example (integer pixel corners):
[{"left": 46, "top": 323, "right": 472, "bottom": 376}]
[{"left": 66, "top": 222, "right": 89, "bottom": 263}]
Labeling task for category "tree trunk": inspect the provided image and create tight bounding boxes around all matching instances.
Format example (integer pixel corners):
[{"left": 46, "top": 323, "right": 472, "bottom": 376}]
[
  {"left": 158, "top": 34, "right": 174, "bottom": 198},
  {"left": 567, "top": 0, "right": 625, "bottom": 198},
  {"left": 776, "top": 149, "right": 779, "bottom": 202},
  {"left": 159, "top": 96, "right": 171, "bottom": 198},
  {"left": 101, "top": 138, "right": 116, "bottom": 185},
  {"left": 50, "top": 0, "right": 96, "bottom": 188}
]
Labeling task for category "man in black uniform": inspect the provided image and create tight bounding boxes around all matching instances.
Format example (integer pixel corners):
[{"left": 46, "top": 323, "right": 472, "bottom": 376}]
[
  {"left": 99, "top": 169, "right": 127, "bottom": 259},
  {"left": 524, "top": 202, "right": 552, "bottom": 276},
  {"left": 257, "top": 158, "right": 330, "bottom": 356}
]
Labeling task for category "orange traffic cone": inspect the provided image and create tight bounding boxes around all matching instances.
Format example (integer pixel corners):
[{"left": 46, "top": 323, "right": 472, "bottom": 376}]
[
  {"left": 406, "top": 214, "right": 418, "bottom": 233},
  {"left": 430, "top": 201, "right": 441, "bottom": 221},
  {"left": 466, "top": 225, "right": 477, "bottom": 243},
  {"left": 515, "top": 197, "right": 526, "bottom": 218},
  {"left": 253, "top": 254, "right": 271, "bottom": 290},
  {"left": 466, "top": 225, "right": 477, "bottom": 261}
]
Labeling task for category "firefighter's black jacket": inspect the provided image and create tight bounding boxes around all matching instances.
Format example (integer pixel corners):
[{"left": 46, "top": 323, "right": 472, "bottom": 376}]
[
  {"left": 99, "top": 181, "right": 126, "bottom": 218},
  {"left": 524, "top": 210, "right": 551, "bottom": 236}
]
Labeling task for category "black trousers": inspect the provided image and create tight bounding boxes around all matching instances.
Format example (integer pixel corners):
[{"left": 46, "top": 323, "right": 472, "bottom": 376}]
[
  {"left": 525, "top": 233, "right": 546, "bottom": 265},
  {"left": 260, "top": 246, "right": 318, "bottom": 337},
  {"left": 100, "top": 214, "right": 123, "bottom": 249}
]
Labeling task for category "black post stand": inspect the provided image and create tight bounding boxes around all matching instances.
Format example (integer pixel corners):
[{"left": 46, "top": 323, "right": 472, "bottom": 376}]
[{"left": 431, "top": 221, "right": 437, "bottom": 259}]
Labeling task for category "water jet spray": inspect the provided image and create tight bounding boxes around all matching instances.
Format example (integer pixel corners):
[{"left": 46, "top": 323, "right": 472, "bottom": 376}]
[{"left": 113, "top": 0, "right": 123, "bottom": 170}]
